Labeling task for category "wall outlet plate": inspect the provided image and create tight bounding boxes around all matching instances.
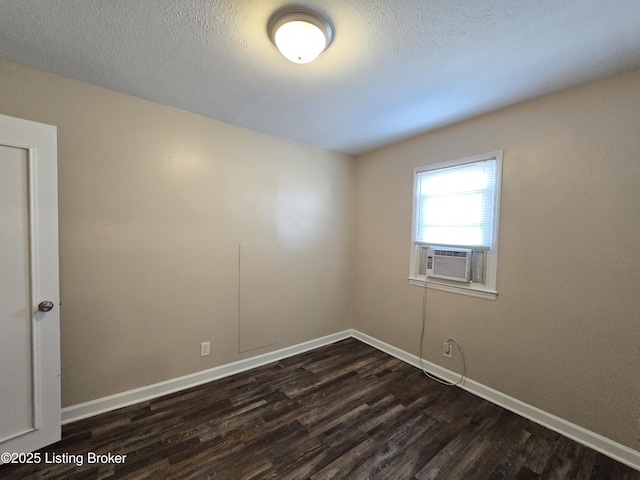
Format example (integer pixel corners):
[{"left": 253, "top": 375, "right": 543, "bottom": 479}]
[
  {"left": 442, "top": 341, "right": 452, "bottom": 358},
  {"left": 200, "top": 341, "right": 211, "bottom": 357}
]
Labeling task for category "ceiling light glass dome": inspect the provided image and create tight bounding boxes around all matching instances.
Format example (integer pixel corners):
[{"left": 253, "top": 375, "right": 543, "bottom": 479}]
[{"left": 268, "top": 6, "right": 334, "bottom": 64}]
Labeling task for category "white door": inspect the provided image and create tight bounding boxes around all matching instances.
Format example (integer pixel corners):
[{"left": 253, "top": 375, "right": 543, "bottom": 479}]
[{"left": 0, "top": 113, "right": 60, "bottom": 456}]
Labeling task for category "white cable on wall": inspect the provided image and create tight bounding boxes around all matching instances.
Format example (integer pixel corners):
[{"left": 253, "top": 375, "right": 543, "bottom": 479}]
[{"left": 419, "top": 277, "right": 467, "bottom": 386}]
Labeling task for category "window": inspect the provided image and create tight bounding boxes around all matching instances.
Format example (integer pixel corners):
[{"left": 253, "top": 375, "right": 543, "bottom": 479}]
[{"left": 409, "top": 151, "right": 502, "bottom": 300}]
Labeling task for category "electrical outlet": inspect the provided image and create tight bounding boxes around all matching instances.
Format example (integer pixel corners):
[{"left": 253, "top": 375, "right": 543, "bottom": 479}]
[
  {"left": 200, "top": 341, "right": 211, "bottom": 357},
  {"left": 442, "top": 341, "right": 452, "bottom": 358}
]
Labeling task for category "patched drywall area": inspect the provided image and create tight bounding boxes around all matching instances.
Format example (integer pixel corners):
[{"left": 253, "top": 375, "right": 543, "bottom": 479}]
[{"left": 238, "top": 243, "right": 279, "bottom": 353}]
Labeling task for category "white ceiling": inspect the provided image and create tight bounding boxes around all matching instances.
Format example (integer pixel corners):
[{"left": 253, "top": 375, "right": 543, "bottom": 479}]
[{"left": 2, "top": 1, "right": 640, "bottom": 155}]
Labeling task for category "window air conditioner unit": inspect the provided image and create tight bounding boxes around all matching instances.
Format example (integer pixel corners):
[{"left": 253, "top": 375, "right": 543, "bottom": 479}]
[{"left": 419, "top": 247, "right": 471, "bottom": 282}]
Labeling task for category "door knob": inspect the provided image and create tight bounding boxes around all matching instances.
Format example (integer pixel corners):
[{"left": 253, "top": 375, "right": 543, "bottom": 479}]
[{"left": 38, "top": 300, "right": 54, "bottom": 312}]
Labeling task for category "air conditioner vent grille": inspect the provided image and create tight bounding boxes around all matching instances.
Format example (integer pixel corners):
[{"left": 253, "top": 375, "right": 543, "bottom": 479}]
[{"left": 433, "top": 249, "right": 468, "bottom": 258}]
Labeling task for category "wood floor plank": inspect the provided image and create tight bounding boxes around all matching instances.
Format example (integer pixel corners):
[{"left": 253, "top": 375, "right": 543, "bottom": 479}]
[{"left": 1, "top": 338, "right": 638, "bottom": 479}]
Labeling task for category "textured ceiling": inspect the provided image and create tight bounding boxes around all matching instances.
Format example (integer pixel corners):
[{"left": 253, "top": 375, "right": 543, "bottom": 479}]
[{"left": 2, "top": 1, "right": 640, "bottom": 155}]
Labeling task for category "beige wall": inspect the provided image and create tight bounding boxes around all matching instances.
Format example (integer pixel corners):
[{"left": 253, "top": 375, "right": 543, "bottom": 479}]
[
  {"left": 354, "top": 68, "right": 640, "bottom": 450},
  {"left": 2, "top": 55, "right": 639, "bottom": 452},
  {"left": 0, "top": 59, "right": 355, "bottom": 407}
]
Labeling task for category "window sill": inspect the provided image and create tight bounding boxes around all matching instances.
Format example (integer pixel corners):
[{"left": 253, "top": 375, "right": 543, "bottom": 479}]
[{"left": 407, "top": 277, "right": 498, "bottom": 301}]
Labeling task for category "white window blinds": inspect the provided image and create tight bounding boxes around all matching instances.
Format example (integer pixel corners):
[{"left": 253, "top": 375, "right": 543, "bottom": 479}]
[{"left": 415, "top": 158, "right": 497, "bottom": 250}]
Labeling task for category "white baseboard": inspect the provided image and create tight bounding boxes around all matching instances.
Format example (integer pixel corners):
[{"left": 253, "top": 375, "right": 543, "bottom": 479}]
[
  {"left": 351, "top": 330, "right": 640, "bottom": 472},
  {"left": 62, "top": 328, "right": 639, "bottom": 472},
  {"left": 61, "top": 330, "right": 352, "bottom": 425}
]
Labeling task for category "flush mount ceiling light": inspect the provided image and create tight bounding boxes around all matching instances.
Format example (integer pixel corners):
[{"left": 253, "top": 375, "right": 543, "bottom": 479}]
[{"left": 268, "top": 6, "right": 334, "bottom": 64}]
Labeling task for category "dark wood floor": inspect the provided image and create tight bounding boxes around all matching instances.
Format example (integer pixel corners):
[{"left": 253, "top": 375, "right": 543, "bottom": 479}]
[{"left": 2, "top": 338, "right": 638, "bottom": 479}]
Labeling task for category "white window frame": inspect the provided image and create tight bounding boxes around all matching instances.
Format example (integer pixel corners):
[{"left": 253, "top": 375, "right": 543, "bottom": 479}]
[{"left": 408, "top": 151, "right": 503, "bottom": 300}]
